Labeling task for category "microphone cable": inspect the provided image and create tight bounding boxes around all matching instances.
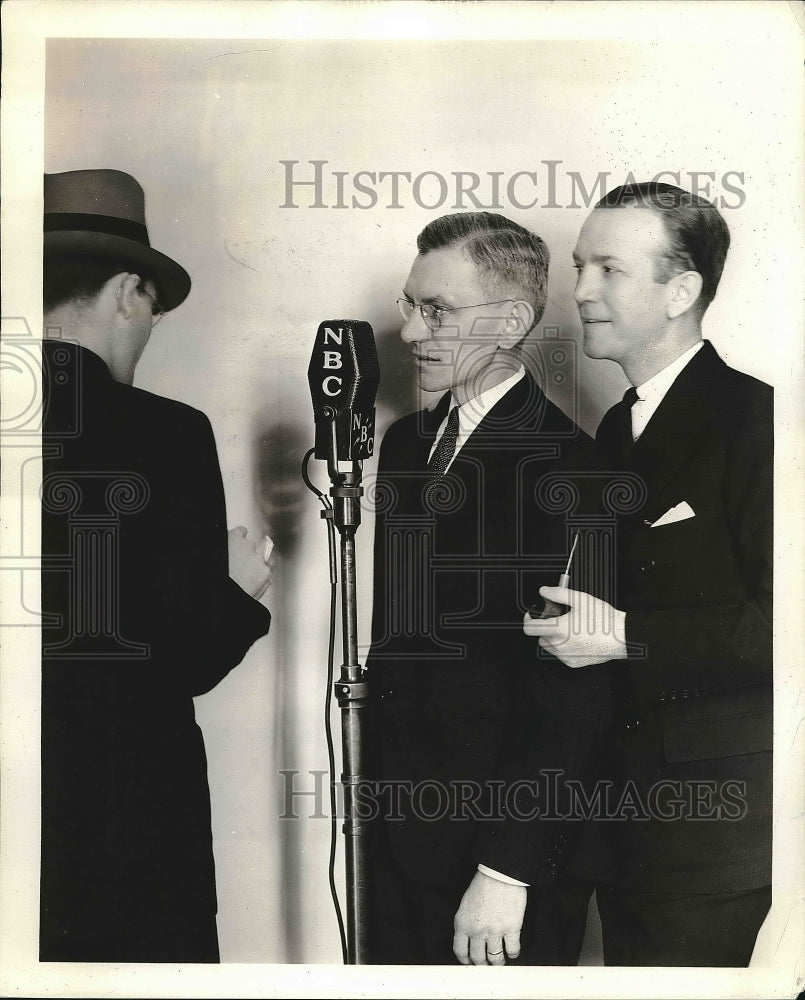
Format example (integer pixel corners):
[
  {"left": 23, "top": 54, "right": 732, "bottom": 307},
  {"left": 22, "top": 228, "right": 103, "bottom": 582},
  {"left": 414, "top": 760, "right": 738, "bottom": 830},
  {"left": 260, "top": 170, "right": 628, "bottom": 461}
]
[{"left": 301, "top": 448, "right": 349, "bottom": 965}]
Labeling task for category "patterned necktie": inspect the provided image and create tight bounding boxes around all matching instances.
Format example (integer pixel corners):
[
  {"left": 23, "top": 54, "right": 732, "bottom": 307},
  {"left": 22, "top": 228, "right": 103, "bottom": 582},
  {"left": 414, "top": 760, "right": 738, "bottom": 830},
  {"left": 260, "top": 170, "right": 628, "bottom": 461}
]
[{"left": 427, "top": 405, "right": 460, "bottom": 476}]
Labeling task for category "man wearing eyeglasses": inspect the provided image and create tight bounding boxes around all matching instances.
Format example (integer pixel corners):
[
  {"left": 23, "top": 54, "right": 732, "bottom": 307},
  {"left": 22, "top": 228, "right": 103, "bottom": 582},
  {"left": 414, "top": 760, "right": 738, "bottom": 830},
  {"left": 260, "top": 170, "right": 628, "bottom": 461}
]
[
  {"left": 365, "top": 212, "right": 605, "bottom": 965},
  {"left": 40, "top": 169, "right": 273, "bottom": 962}
]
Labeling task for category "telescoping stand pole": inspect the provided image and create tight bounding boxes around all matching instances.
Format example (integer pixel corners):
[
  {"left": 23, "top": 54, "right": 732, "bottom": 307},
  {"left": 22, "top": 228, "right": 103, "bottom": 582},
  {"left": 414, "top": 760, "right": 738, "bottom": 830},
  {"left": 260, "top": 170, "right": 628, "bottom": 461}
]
[{"left": 325, "top": 410, "right": 369, "bottom": 965}]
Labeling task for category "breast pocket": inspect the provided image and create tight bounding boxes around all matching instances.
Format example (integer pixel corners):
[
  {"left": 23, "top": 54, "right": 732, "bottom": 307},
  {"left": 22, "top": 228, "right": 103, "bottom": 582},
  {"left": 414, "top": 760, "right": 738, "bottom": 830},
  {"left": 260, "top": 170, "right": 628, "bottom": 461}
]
[
  {"left": 645, "top": 509, "right": 710, "bottom": 557},
  {"left": 635, "top": 506, "right": 740, "bottom": 601}
]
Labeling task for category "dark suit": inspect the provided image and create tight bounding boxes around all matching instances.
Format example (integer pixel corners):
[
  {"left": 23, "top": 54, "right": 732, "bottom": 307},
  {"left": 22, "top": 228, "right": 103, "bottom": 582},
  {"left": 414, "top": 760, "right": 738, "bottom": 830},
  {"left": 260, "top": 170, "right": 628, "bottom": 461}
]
[
  {"left": 365, "top": 371, "right": 609, "bottom": 963},
  {"left": 40, "top": 341, "right": 271, "bottom": 962},
  {"left": 565, "top": 341, "right": 773, "bottom": 965}
]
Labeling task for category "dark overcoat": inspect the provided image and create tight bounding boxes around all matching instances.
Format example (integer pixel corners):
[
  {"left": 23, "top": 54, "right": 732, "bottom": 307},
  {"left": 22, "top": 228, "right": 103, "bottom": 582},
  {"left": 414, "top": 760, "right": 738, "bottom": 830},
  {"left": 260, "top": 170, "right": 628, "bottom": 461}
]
[{"left": 40, "top": 340, "right": 271, "bottom": 961}]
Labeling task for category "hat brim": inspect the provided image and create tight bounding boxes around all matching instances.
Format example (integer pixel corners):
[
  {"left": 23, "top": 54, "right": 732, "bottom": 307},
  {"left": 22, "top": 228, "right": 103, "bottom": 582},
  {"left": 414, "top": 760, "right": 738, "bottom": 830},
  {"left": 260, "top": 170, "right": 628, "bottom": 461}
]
[{"left": 44, "top": 231, "right": 191, "bottom": 312}]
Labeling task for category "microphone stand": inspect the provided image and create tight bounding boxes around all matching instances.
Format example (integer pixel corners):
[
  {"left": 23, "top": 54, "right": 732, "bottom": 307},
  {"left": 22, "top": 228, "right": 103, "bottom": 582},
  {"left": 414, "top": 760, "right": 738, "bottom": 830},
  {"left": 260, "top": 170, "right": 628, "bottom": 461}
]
[{"left": 323, "top": 406, "right": 369, "bottom": 965}]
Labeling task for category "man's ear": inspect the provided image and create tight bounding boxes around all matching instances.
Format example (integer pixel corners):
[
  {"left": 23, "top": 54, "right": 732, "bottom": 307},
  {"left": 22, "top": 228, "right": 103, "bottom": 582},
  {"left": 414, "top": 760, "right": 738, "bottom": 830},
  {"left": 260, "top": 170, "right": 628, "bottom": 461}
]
[
  {"left": 666, "top": 271, "right": 703, "bottom": 319},
  {"left": 497, "top": 300, "right": 534, "bottom": 349},
  {"left": 110, "top": 272, "right": 142, "bottom": 319}
]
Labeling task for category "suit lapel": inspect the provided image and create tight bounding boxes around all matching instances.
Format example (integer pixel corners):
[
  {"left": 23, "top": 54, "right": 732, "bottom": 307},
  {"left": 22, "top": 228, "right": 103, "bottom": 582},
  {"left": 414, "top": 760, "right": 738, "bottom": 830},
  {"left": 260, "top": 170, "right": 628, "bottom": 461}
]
[
  {"left": 426, "top": 391, "right": 452, "bottom": 431},
  {"left": 402, "top": 392, "right": 451, "bottom": 472},
  {"left": 598, "top": 398, "right": 635, "bottom": 467},
  {"left": 407, "top": 375, "right": 555, "bottom": 494},
  {"left": 630, "top": 341, "right": 724, "bottom": 500},
  {"left": 457, "top": 373, "right": 551, "bottom": 456}
]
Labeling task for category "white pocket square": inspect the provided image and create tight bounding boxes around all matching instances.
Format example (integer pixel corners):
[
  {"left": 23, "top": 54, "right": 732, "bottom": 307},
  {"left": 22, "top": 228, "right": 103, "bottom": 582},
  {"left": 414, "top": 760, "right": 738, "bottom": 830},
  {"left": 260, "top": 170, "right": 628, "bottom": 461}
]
[{"left": 650, "top": 501, "right": 696, "bottom": 528}]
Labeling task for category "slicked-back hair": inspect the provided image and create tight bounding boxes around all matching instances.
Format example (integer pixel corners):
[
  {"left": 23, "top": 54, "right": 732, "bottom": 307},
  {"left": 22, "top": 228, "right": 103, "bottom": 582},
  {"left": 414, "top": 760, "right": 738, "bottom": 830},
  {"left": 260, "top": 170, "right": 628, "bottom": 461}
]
[
  {"left": 44, "top": 254, "right": 158, "bottom": 313},
  {"left": 595, "top": 182, "right": 730, "bottom": 316},
  {"left": 416, "top": 212, "right": 550, "bottom": 333}
]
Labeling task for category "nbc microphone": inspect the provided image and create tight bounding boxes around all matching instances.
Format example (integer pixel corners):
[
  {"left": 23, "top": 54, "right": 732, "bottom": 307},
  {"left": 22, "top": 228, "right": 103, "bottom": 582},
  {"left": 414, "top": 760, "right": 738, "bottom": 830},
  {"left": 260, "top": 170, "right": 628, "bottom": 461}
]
[
  {"left": 305, "top": 320, "right": 379, "bottom": 964},
  {"left": 308, "top": 320, "right": 379, "bottom": 466}
]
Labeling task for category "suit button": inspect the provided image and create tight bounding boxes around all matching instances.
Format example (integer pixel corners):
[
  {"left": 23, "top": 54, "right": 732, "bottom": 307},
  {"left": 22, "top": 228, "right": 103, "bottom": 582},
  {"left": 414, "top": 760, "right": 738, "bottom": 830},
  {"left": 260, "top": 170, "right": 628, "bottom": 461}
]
[
  {"left": 693, "top": 688, "right": 702, "bottom": 698},
  {"left": 380, "top": 687, "right": 395, "bottom": 700},
  {"left": 625, "top": 718, "right": 640, "bottom": 730},
  {"left": 658, "top": 691, "right": 667, "bottom": 702}
]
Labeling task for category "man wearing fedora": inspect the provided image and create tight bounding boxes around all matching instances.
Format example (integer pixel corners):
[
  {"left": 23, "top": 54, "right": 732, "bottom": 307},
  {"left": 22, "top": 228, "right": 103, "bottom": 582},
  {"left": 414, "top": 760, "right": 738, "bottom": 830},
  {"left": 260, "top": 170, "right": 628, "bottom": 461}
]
[{"left": 40, "top": 169, "right": 273, "bottom": 962}]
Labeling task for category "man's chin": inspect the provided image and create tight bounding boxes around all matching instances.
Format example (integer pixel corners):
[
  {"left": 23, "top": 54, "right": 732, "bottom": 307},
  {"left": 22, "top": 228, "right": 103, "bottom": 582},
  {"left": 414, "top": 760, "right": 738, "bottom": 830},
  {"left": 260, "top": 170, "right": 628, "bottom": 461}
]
[
  {"left": 416, "top": 369, "right": 449, "bottom": 393},
  {"left": 582, "top": 334, "right": 611, "bottom": 361}
]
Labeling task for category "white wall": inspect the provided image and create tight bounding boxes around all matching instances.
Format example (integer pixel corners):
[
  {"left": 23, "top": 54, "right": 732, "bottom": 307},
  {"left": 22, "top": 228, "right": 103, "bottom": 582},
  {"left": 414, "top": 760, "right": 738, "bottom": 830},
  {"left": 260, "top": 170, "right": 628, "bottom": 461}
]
[{"left": 38, "top": 8, "right": 803, "bottom": 968}]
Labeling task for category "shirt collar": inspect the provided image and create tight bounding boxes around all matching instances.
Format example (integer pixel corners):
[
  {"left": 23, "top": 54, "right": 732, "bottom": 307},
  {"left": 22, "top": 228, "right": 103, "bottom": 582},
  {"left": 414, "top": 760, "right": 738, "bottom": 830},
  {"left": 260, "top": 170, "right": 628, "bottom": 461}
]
[
  {"left": 429, "top": 365, "right": 525, "bottom": 467},
  {"left": 634, "top": 341, "right": 704, "bottom": 405},
  {"left": 448, "top": 364, "right": 525, "bottom": 438}
]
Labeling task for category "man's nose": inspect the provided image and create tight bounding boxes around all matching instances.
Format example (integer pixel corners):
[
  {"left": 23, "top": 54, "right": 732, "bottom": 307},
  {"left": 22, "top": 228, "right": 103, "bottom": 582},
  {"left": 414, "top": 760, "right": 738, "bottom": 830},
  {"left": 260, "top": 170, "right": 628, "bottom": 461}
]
[
  {"left": 399, "top": 309, "right": 430, "bottom": 344},
  {"left": 573, "top": 266, "right": 596, "bottom": 304}
]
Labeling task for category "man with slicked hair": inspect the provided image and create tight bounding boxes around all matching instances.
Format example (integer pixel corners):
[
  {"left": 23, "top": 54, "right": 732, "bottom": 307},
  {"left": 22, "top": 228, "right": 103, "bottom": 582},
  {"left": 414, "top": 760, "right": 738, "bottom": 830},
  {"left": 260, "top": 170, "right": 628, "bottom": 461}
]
[
  {"left": 365, "top": 211, "right": 606, "bottom": 964},
  {"left": 526, "top": 182, "right": 772, "bottom": 966}
]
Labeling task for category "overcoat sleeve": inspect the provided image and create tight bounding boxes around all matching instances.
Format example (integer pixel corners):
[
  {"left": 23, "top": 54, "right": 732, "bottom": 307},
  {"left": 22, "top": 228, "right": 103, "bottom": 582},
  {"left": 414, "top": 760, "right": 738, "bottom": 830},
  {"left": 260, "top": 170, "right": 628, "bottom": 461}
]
[{"left": 143, "top": 408, "right": 271, "bottom": 696}]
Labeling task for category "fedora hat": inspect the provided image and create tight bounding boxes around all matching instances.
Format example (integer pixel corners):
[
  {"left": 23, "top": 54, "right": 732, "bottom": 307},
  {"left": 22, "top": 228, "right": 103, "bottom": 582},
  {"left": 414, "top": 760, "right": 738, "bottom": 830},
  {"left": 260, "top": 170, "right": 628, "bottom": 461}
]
[{"left": 44, "top": 169, "right": 191, "bottom": 311}]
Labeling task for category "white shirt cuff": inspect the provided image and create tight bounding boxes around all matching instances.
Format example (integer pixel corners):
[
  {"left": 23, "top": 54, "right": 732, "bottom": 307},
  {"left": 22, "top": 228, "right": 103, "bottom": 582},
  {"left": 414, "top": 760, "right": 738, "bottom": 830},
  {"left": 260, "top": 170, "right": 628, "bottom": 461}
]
[{"left": 477, "top": 864, "right": 529, "bottom": 887}]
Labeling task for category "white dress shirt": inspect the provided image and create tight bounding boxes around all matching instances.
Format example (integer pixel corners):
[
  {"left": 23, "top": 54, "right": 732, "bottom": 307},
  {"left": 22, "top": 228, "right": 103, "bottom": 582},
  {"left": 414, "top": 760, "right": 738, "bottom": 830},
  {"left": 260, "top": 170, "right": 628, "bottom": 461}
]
[
  {"left": 427, "top": 366, "right": 526, "bottom": 469},
  {"left": 629, "top": 341, "right": 704, "bottom": 440}
]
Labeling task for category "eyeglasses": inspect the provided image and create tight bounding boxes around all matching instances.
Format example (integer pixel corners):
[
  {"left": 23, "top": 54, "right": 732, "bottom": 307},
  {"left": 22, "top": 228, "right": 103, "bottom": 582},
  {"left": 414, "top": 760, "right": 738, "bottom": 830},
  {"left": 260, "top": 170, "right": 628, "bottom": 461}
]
[
  {"left": 396, "top": 295, "right": 513, "bottom": 332},
  {"left": 140, "top": 287, "right": 164, "bottom": 327}
]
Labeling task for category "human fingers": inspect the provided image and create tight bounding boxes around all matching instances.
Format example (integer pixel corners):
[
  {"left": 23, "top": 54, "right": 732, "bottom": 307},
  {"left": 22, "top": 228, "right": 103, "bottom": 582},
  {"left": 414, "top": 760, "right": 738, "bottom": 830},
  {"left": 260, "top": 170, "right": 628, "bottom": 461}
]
[
  {"left": 523, "top": 611, "right": 563, "bottom": 635},
  {"left": 452, "top": 931, "right": 471, "bottom": 966},
  {"left": 486, "top": 937, "right": 505, "bottom": 966},
  {"left": 503, "top": 928, "right": 521, "bottom": 961},
  {"left": 468, "top": 933, "right": 488, "bottom": 966}
]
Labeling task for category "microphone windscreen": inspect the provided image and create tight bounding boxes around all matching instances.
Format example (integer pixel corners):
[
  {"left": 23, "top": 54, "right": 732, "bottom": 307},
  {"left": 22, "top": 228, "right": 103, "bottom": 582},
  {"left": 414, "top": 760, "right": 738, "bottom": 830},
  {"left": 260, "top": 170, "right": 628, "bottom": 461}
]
[{"left": 308, "top": 320, "right": 379, "bottom": 461}]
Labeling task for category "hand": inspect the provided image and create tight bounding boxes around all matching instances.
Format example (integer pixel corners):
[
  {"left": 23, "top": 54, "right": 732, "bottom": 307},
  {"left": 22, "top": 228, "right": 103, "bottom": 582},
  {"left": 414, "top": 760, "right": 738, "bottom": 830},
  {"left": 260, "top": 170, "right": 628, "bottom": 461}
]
[
  {"left": 453, "top": 871, "right": 526, "bottom": 965},
  {"left": 523, "top": 586, "right": 627, "bottom": 668},
  {"left": 228, "top": 526, "right": 274, "bottom": 601}
]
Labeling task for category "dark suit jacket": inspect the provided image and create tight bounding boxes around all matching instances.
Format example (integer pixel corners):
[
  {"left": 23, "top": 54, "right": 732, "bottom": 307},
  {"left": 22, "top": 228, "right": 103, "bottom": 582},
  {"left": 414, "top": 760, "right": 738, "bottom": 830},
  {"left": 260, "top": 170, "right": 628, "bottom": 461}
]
[
  {"left": 40, "top": 341, "right": 271, "bottom": 960},
  {"left": 365, "top": 372, "right": 610, "bottom": 887},
  {"left": 570, "top": 341, "right": 772, "bottom": 893}
]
